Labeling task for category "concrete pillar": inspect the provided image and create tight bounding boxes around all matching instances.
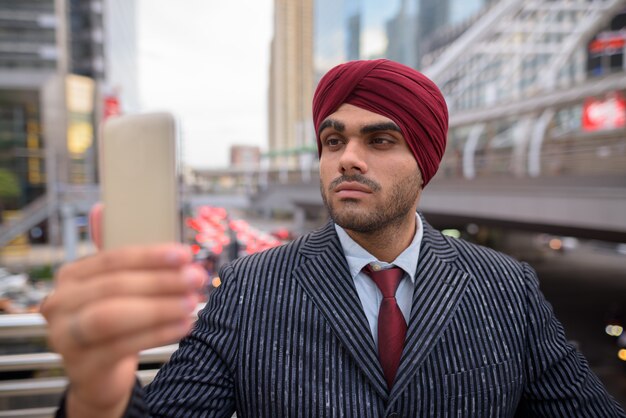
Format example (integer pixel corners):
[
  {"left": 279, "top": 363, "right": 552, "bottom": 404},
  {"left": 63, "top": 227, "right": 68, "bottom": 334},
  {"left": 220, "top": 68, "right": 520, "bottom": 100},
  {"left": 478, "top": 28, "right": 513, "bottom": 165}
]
[
  {"left": 61, "top": 204, "right": 78, "bottom": 262},
  {"left": 462, "top": 124, "right": 485, "bottom": 179},
  {"left": 294, "top": 207, "right": 306, "bottom": 237}
]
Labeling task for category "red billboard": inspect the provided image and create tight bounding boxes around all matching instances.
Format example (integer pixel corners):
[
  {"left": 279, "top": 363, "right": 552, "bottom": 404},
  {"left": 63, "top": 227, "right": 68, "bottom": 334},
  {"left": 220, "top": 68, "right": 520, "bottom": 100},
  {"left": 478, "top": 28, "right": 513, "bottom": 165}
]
[{"left": 582, "top": 91, "right": 626, "bottom": 131}]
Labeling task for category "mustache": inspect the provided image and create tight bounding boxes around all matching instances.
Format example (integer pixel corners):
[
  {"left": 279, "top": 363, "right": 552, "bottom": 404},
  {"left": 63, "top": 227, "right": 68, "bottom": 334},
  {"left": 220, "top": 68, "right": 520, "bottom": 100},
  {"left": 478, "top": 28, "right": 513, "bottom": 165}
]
[{"left": 328, "top": 174, "right": 381, "bottom": 192}]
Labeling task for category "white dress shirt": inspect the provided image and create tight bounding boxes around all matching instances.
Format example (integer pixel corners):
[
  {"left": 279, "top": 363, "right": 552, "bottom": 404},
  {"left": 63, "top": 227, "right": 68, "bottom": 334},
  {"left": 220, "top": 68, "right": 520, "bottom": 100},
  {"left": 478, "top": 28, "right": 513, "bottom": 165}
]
[{"left": 334, "top": 214, "right": 423, "bottom": 348}]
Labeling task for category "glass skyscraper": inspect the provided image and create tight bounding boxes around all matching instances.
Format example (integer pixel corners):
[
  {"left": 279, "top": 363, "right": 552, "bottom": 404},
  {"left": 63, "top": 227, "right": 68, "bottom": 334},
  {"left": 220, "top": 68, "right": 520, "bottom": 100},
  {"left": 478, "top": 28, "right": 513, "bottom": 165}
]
[{"left": 313, "top": 0, "right": 490, "bottom": 77}]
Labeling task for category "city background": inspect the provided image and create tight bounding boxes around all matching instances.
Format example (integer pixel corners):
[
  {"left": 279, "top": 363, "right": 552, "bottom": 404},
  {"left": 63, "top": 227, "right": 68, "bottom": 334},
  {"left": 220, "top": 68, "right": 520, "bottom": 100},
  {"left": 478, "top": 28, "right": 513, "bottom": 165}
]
[{"left": 0, "top": 0, "right": 625, "bottom": 415}]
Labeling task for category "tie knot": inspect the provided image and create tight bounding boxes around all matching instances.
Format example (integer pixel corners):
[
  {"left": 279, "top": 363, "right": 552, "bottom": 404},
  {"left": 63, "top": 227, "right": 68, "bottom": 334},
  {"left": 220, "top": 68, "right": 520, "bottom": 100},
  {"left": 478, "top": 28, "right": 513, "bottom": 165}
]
[{"left": 363, "top": 265, "right": 404, "bottom": 298}]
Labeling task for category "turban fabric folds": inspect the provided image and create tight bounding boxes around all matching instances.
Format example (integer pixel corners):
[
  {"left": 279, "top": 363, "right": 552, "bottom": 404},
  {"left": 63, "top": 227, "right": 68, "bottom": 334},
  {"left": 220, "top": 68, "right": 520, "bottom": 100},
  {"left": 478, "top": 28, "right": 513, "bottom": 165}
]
[{"left": 312, "top": 59, "right": 448, "bottom": 187}]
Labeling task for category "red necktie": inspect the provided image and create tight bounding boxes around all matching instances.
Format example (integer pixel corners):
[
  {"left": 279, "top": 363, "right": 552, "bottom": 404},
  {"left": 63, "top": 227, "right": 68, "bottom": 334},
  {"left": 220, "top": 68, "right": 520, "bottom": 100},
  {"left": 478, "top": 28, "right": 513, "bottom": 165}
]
[{"left": 364, "top": 265, "right": 407, "bottom": 390}]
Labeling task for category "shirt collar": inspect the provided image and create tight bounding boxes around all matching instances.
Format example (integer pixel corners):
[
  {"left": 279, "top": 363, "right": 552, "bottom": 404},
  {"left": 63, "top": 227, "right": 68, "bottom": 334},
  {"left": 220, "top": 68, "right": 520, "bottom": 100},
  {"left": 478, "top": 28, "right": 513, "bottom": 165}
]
[{"left": 334, "top": 213, "right": 423, "bottom": 283}]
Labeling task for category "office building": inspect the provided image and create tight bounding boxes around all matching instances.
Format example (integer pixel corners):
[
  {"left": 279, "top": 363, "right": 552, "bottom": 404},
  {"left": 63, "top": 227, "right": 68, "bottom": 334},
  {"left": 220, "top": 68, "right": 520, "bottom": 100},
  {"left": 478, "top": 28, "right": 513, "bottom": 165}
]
[
  {"left": 268, "top": 0, "right": 315, "bottom": 169},
  {"left": 0, "top": 0, "right": 114, "bottom": 247}
]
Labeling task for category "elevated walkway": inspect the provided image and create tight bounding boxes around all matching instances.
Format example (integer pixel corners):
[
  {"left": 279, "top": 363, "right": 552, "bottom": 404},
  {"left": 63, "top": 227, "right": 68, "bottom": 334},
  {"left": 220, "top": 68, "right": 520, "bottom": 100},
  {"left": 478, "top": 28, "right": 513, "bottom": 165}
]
[
  {"left": 421, "top": 175, "right": 626, "bottom": 242},
  {"left": 243, "top": 173, "right": 626, "bottom": 242}
]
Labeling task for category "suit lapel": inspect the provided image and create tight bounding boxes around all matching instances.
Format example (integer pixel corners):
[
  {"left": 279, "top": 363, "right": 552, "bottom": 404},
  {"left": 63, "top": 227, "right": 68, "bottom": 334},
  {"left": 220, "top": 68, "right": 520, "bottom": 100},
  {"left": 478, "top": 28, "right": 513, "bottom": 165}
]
[
  {"left": 389, "top": 219, "right": 473, "bottom": 403},
  {"left": 292, "top": 222, "right": 389, "bottom": 399}
]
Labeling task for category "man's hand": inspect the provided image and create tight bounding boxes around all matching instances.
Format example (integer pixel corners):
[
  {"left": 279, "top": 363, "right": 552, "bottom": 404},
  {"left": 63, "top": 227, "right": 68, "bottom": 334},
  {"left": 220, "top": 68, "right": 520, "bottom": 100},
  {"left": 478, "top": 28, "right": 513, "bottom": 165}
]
[{"left": 41, "top": 206, "right": 206, "bottom": 417}]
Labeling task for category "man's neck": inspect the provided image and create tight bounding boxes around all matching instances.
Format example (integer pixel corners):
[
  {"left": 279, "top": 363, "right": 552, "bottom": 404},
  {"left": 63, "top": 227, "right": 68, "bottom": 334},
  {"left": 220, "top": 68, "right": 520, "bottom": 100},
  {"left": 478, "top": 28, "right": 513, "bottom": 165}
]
[{"left": 343, "top": 214, "right": 417, "bottom": 263}]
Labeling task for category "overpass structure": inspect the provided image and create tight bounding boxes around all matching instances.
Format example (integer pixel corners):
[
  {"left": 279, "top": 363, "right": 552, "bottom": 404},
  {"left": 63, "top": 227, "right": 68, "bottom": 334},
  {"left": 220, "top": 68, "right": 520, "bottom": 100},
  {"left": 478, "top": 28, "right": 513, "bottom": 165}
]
[
  {"left": 414, "top": 0, "right": 626, "bottom": 241},
  {"left": 1, "top": 0, "right": 625, "bottom": 252}
]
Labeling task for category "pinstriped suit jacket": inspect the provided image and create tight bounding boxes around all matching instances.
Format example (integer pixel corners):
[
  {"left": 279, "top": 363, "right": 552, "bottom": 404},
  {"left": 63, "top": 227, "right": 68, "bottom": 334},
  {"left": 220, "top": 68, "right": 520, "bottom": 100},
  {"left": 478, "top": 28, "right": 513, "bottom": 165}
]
[{"left": 121, "top": 216, "right": 624, "bottom": 417}]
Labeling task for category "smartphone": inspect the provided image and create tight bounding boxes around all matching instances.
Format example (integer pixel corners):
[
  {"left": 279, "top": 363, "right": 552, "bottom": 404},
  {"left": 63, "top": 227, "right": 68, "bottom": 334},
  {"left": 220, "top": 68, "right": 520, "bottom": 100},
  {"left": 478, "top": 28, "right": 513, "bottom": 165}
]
[{"left": 100, "top": 112, "right": 180, "bottom": 250}]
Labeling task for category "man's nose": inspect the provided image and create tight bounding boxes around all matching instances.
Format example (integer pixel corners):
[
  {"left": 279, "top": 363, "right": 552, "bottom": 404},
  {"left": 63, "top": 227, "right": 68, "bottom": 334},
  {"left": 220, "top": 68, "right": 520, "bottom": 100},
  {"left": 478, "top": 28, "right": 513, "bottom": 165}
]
[{"left": 339, "top": 140, "right": 368, "bottom": 174}]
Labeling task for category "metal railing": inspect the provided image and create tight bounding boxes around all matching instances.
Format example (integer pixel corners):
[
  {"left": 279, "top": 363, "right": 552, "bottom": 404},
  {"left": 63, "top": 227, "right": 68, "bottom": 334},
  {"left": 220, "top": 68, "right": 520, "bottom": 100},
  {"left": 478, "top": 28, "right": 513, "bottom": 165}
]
[{"left": 0, "top": 345, "right": 177, "bottom": 374}]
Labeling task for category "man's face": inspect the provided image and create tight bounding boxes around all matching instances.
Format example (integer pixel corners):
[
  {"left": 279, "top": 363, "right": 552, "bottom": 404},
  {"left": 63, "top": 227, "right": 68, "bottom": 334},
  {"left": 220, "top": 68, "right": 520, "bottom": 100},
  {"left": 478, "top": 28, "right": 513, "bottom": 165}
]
[{"left": 318, "top": 103, "right": 423, "bottom": 233}]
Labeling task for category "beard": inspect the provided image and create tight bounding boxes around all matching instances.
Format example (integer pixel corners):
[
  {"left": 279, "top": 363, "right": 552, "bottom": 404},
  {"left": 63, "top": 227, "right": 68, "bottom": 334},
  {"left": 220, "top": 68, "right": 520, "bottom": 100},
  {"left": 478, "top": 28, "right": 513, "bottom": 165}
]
[{"left": 321, "top": 170, "right": 421, "bottom": 233}]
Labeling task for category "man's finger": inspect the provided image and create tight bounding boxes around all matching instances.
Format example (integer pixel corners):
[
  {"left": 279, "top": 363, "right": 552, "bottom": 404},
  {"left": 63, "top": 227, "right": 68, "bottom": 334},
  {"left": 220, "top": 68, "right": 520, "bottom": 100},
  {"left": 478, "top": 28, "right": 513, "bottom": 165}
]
[
  {"left": 73, "top": 295, "right": 198, "bottom": 346},
  {"left": 56, "top": 243, "right": 192, "bottom": 284},
  {"left": 67, "top": 319, "right": 193, "bottom": 383},
  {"left": 51, "top": 264, "right": 207, "bottom": 313},
  {"left": 50, "top": 295, "right": 197, "bottom": 353}
]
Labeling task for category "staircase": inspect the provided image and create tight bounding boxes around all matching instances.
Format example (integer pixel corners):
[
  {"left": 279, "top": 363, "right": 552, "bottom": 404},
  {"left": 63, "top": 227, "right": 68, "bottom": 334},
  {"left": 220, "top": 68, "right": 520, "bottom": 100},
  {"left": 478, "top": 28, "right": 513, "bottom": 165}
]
[{"left": 0, "top": 195, "right": 56, "bottom": 248}]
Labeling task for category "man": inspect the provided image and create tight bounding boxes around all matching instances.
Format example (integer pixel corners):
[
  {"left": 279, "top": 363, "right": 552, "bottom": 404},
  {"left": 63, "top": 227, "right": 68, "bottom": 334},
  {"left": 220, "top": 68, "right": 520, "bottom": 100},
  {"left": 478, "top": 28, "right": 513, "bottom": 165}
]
[{"left": 43, "top": 59, "right": 625, "bottom": 417}]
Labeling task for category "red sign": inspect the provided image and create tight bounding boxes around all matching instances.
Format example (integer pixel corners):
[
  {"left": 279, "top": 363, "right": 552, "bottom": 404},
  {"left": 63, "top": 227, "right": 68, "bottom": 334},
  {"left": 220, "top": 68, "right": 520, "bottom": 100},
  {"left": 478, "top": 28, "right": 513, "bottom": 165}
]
[
  {"left": 582, "top": 92, "right": 626, "bottom": 131},
  {"left": 103, "top": 95, "right": 121, "bottom": 120},
  {"left": 589, "top": 30, "right": 626, "bottom": 55},
  {"left": 589, "top": 35, "right": 626, "bottom": 54}
]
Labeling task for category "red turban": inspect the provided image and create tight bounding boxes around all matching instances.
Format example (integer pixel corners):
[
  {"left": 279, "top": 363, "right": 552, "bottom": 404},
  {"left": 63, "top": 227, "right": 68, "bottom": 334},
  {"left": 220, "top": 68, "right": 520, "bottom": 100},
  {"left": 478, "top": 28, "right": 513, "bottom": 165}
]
[{"left": 312, "top": 59, "right": 448, "bottom": 187}]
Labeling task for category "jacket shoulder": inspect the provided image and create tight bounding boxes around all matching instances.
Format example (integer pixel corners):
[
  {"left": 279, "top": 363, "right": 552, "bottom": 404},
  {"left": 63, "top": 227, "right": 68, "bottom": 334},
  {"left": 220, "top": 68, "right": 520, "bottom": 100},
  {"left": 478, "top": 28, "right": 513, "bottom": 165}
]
[
  {"left": 441, "top": 233, "right": 532, "bottom": 289},
  {"left": 226, "top": 228, "right": 318, "bottom": 274}
]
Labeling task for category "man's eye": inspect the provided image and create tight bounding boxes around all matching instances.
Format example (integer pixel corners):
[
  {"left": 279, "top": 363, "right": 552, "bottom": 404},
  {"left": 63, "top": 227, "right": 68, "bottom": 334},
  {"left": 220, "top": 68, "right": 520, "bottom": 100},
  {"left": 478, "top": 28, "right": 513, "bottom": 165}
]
[
  {"left": 325, "top": 138, "right": 342, "bottom": 147},
  {"left": 371, "top": 137, "right": 394, "bottom": 146}
]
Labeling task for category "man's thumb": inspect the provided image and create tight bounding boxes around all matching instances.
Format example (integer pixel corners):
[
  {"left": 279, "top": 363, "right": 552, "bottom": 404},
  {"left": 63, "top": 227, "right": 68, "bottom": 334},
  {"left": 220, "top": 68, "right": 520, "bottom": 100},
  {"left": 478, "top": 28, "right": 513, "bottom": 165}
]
[{"left": 88, "top": 202, "right": 104, "bottom": 250}]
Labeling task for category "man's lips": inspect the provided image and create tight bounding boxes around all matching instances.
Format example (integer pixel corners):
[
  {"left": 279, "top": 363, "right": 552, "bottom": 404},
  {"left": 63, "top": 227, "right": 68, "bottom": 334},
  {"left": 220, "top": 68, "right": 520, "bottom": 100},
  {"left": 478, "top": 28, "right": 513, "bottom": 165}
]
[{"left": 334, "top": 182, "right": 373, "bottom": 197}]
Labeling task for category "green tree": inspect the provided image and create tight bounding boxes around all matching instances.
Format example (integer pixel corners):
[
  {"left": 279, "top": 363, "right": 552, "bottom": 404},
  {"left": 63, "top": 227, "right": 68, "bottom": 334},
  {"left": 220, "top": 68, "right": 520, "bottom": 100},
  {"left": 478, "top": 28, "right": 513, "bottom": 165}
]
[
  {"left": 0, "top": 168, "right": 21, "bottom": 220},
  {"left": 0, "top": 168, "right": 20, "bottom": 199}
]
